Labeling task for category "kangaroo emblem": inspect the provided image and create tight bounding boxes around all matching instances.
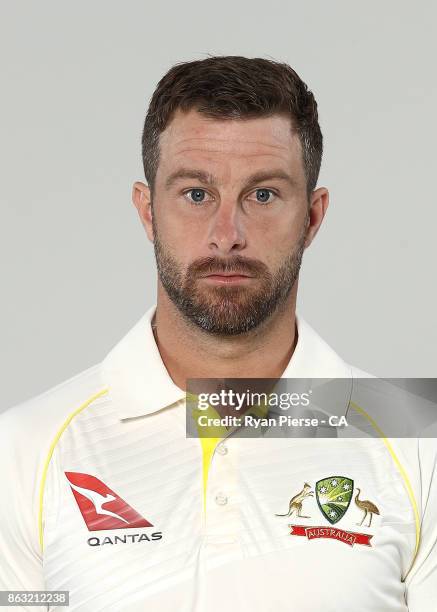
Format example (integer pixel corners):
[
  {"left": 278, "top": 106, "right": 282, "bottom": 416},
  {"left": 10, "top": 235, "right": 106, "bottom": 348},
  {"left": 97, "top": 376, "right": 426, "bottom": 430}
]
[
  {"left": 275, "top": 482, "right": 314, "bottom": 518},
  {"left": 68, "top": 481, "right": 129, "bottom": 524}
]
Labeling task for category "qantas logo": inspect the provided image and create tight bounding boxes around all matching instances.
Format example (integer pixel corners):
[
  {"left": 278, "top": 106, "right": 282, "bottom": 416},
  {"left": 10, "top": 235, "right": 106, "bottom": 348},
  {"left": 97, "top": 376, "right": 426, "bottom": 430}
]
[{"left": 65, "top": 472, "right": 153, "bottom": 531}]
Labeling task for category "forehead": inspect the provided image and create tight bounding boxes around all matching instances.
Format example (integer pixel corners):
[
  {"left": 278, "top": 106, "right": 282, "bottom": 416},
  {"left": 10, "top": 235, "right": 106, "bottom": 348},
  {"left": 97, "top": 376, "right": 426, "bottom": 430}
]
[{"left": 157, "top": 107, "right": 303, "bottom": 173}]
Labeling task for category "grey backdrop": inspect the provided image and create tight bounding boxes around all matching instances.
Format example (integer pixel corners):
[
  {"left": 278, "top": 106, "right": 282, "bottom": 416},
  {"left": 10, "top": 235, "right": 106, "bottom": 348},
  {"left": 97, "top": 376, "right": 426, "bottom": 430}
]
[{"left": 1, "top": 1, "right": 436, "bottom": 412}]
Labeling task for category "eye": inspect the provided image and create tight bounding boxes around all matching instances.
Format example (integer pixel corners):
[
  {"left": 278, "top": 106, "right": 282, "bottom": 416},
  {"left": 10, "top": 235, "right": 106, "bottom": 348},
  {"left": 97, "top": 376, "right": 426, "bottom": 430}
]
[
  {"left": 251, "top": 188, "right": 277, "bottom": 205},
  {"left": 183, "top": 188, "right": 211, "bottom": 205}
]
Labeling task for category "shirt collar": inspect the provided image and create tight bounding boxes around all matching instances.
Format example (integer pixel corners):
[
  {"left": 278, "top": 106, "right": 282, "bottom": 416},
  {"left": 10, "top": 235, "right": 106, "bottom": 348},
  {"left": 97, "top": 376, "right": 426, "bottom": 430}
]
[{"left": 101, "top": 304, "right": 352, "bottom": 421}]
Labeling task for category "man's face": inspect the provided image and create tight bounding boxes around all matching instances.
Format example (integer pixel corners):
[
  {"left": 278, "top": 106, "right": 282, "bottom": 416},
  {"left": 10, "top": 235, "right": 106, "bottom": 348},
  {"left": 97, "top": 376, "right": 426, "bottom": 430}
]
[{"left": 137, "top": 108, "right": 322, "bottom": 335}]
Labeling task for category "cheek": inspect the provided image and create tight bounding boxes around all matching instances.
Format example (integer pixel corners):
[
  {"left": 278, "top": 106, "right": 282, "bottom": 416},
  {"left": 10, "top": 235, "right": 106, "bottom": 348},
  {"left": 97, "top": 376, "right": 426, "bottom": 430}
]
[
  {"left": 255, "top": 215, "right": 305, "bottom": 253},
  {"left": 156, "top": 217, "right": 198, "bottom": 267},
  {"left": 159, "top": 204, "right": 205, "bottom": 240}
]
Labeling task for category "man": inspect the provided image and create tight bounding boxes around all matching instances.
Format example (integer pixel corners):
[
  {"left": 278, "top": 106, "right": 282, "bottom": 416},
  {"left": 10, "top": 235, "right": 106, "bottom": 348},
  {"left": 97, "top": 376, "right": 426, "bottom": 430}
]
[{"left": 0, "top": 56, "right": 435, "bottom": 611}]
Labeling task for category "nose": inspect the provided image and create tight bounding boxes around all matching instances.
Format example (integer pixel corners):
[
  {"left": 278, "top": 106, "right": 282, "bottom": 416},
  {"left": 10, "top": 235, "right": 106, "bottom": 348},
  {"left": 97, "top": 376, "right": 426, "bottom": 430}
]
[{"left": 207, "top": 201, "right": 246, "bottom": 255}]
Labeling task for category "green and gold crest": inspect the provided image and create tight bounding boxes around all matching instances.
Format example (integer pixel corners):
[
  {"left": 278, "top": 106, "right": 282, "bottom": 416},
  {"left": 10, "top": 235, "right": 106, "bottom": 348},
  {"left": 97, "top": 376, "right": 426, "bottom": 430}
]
[{"left": 316, "top": 476, "right": 354, "bottom": 524}]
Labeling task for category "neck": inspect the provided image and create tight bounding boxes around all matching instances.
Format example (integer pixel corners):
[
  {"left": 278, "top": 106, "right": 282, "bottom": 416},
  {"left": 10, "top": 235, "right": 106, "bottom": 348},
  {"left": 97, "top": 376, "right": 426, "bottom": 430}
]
[{"left": 152, "top": 283, "right": 299, "bottom": 392}]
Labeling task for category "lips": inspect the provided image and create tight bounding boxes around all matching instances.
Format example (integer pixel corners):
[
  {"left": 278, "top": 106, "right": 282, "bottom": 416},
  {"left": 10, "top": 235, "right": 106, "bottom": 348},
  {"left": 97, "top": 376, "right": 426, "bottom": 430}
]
[
  {"left": 201, "top": 273, "right": 254, "bottom": 284},
  {"left": 202, "top": 271, "right": 253, "bottom": 278}
]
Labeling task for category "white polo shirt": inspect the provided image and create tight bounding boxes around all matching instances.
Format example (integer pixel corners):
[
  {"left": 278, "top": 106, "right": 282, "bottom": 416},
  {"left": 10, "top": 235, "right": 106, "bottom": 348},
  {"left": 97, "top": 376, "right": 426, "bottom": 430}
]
[{"left": 0, "top": 305, "right": 436, "bottom": 611}]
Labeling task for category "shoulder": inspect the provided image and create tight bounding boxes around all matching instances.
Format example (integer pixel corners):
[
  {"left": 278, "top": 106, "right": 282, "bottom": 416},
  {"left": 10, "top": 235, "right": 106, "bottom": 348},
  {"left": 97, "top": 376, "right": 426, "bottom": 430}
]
[
  {"left": 0, "top": 362, "right": 109, "bottom": 561},
  {"left": 0, "top": 363, "right": 109, "bottom": 485},
  {"left": 347, "top": 370, "right": 437, "bottom": 519}
]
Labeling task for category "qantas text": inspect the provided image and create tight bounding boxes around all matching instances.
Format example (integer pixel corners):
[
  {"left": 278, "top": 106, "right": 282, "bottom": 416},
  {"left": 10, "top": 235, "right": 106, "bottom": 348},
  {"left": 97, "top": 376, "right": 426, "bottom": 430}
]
[{"left": 87, "top": 532, "right": 163, "bottom": 546}]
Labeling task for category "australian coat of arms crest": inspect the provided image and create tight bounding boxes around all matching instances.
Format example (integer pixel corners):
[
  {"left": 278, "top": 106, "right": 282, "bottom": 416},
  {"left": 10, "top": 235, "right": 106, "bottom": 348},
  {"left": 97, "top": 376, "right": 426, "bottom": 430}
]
[{"left": 276, "top": 476, "right": 380, "bottom": 547}]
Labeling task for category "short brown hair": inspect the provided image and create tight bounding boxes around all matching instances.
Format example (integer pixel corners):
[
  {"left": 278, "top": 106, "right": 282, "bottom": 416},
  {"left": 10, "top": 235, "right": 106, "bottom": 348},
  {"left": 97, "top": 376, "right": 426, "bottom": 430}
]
[{"left": 141, "top": 55, "right": 323, "bottom": 200}]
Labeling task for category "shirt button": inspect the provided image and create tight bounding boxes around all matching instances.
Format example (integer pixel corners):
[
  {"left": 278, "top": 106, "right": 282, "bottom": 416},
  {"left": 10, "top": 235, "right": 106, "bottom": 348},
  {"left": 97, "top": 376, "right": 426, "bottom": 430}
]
[
  {"left": 214, "top": 492, "right": 228, "bottom": 506},
  {"left": 216, "top": 443, "right": 228, "bottom": 456}
]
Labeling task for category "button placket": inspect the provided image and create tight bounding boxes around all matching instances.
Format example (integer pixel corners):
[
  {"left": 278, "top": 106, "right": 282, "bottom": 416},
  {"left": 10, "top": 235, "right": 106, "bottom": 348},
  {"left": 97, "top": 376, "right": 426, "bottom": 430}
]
[{"left": 204, "top": 438, "right": 239, "bottom": 540}]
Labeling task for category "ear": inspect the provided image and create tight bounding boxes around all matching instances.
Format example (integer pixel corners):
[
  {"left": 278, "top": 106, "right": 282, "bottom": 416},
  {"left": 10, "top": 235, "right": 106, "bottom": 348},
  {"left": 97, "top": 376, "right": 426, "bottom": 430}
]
[
  {"left": 132, "top": 181, "right": 154, "bottom": 242},
  {"left": 303, "top": 187, "right": 329, "bottom": 249}
]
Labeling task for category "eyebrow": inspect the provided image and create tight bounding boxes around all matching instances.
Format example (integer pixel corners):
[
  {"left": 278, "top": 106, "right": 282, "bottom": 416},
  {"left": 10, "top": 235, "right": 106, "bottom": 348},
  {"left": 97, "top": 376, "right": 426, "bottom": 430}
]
[{"left": 164, "top": 167, "right": 297, "bottom": 191}]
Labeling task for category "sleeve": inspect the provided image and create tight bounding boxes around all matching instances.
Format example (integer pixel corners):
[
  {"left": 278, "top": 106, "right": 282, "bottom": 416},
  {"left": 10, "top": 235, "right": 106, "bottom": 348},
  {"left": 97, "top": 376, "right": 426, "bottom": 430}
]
[
  {"left": 405, "top": 436, "right": 437, "bottom": 610},
  {"left": 0, "top": 406, "right": 48, "bottom": 611}
]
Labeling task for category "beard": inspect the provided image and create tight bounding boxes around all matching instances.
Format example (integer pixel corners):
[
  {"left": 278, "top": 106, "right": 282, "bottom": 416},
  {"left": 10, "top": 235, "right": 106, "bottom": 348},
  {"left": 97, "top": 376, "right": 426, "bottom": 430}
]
[{"left": 152, "top": 215, "right": 308, "bottom": 336}]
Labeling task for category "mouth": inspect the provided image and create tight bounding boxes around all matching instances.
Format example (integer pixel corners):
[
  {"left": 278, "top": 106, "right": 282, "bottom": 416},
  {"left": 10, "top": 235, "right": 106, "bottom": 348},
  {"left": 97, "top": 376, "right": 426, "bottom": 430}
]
[{"left": 201, "top": 273, "right": 254, "bottom": 284}]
